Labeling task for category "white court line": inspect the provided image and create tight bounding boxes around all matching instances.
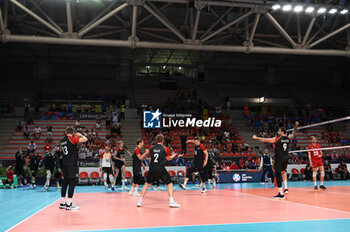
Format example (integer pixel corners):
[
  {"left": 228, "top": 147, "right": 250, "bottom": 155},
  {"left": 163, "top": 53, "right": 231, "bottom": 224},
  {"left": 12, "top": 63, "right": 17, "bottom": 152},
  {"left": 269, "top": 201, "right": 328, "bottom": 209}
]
[
  {"left": 231, "top": 190, "right": 350, "bottom": 216},
  {"left": 5, "top": 199, "right": 60, "bottom": 232}
]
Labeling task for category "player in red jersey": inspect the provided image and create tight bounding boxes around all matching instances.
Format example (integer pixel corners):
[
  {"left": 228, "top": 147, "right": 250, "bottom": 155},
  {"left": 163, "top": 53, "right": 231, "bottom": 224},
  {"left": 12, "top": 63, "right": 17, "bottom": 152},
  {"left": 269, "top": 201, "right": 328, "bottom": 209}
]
[{"left": 308, "top": 136, "right": 326, "bottom": 190}]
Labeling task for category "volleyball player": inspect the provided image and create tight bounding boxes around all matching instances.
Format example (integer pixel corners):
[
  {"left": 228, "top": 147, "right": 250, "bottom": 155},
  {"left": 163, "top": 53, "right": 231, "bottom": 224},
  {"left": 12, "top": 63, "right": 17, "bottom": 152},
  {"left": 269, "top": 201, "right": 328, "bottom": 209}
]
[
  {"left": 253, "top": 121, "right": 299, "bottom": 199},
  {"left": 129, "top": 139, "right": 149, "bottom": 196},
  {"left": 137, "top": 134, "right": 180, "bottom": 208},
  {"left": 206, "top": 149, "right": 217, "bottom": 188},
  {"left": 29, "top": 152, "right": 42, "bottom": 189},
  {"left": 59, "top": 127, "right": 88, "bottom": 210},
  {"left": 179, "top": 136, "right": 208, "bottom": 193},
  {"left": 114, "top": 141, "right": 131, "bottom": 190},
  {"left": 42, "top": 147, "right": 56, "bottom": 190},
  {"left": 308, "top": 136, "right": 326, "bottom": 190},
  {"left": 100, "top": 145, "right": 115, "bottom": 191}
]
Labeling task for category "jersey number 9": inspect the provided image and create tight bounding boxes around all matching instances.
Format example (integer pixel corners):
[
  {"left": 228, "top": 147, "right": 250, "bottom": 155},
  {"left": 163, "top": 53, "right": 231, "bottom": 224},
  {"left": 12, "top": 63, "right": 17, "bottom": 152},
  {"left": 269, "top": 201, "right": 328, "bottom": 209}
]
[{"left": 283, "top": 143, "right": 287, "bottom": 151}]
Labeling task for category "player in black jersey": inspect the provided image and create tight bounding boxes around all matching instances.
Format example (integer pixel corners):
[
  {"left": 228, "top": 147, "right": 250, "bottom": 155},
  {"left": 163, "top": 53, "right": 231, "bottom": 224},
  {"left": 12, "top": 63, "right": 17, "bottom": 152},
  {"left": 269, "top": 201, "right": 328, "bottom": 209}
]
[
  {"left": 59, "top": 127, "right": 88, "bottom": 210},
  {"left": 206, "top": 149, "right": 217, "bottom": 188},
  {"left": 179, "top": 136, "right": 208, "bottom": 193},
  {"left": 137, "top": 134, "right": 180, "bottom": 208},
  {"left": 42, "top": 147, "right": 57, "bottom": 190},
  {"left": 28, "top": 153, "right": 42, "bottom": 189},
  {"left": 129, "top": 139, "right": 149, "bottom": 196},
  {"left": 14, "top": 148, "right": 27, "bottom": 186},
  {"left": 55, "top": 147, "right": 64, "bottom": 189},
  {"left": 253, "top": 121, "right": 299, "bottom": 199},
  {"left": 113, "top": 141, "right": 132, "bottom": 190}
]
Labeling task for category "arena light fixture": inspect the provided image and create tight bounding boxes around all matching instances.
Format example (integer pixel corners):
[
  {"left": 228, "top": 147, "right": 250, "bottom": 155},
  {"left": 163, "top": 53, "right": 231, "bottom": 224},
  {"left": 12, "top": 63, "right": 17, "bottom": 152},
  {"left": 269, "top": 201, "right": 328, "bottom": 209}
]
[
  {"left": 305, "top": 6, "right": 315, "bottom": 13},
  {"left": 272, "top": 4, "right": 281, "bottom": 10},
  {"left": 294, "top": 5, "right": 303, "bottom": 13},
  {"left": 317, "top": 7, "right": 327, "bottom": 14},
  {"left": 163, "top": 66, "right": 166, "bottom": 69},
  {"left": 340, "top": 9, "right": 349, "bottom": 14},
  {"left": 329, "top": 8, "right": 338, "bottom": 14},
  {"left": 146, "top": 66, "right": 150, "bottom": 69},
  {"left": 259, "top": 97, "right": 265, "bottom": 103},
  {"left": 282, "top": 4, "right": 292, "bottom": 11},
  {"left": 179, "top": 67, "right": 182, "bottom": 70}
]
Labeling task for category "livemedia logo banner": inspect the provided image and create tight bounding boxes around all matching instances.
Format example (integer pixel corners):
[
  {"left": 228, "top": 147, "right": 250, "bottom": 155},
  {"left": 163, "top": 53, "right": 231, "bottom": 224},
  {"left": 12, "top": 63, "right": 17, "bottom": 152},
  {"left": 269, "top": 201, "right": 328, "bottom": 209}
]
[{"left": 143, "top": 109, "right": 221, "bottom": 128}]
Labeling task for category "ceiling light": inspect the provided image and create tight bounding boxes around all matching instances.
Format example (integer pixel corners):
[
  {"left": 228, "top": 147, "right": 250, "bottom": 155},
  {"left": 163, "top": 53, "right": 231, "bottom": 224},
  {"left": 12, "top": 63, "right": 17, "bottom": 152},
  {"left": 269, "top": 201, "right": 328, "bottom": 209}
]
[
  {"left": 340, "top": 9, "right": 349, "bottom": 14},
  {"left": 282, "top": 4, "right": 292, "bottom": 11},
  {"left": 329, "top": 8, "right": 337, "bottom": 14},
  {"left": 305, "top": 6, "right": 315, "bottom": 13},
  {"left": 294, "top": 5, "right": 303, "bottom": 13},
  {"left": 317, "top": 8, "right": 326, "bottom": 14},
  {"left": 272, "top": 4, "right": 281, "bottom": 10}
]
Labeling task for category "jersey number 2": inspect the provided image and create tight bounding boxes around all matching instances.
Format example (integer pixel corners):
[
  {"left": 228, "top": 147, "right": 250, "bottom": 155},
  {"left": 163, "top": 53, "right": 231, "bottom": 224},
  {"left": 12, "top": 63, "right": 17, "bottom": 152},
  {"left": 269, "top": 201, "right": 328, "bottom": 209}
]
[
  {"left": 154, "top": 153, "right": 159, "bottom": 163},
  {"left": 63, "top": 146, "right": 68, "bottom": 155}
]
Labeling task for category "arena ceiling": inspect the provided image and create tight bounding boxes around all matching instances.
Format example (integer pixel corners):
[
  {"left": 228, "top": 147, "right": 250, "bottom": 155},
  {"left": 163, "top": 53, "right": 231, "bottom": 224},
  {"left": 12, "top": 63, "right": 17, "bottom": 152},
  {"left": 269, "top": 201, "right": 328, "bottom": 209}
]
[{"left": 1, "top": 0, "right": 350, "bottom": 58}]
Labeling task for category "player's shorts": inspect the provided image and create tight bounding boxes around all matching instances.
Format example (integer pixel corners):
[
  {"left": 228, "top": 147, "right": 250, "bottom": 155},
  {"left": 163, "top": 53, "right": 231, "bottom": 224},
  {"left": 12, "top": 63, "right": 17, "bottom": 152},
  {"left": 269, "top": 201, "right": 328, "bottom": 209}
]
[
  {"left": 102, "top": 167, "right": 113, "bottom": 175},
  {"left": 63, "top": 165, "right": 79, "bottom": 179},
  {"left": 133, "top": 174, "right": 144, "bottom": 185},
  {"left": 45, "top": 166, "right": 54, "bottom": 174},
  {"left": 186, "top": 165, "right": 207, "bottom": 181},
  {"left": 115, "top": 160, "right": 125, "bottom": 169},
  {"left": 146, "top": 168, "right": 172, "bottom": 185},
  {"left": 311, "top": 159, "right": 324, "bottom": 168},
  {"left": 30, "top": 168, "right": 38, "bottom": 177},
  {"left": 274, "top": 159, "right": 288, "bottom": 172}
]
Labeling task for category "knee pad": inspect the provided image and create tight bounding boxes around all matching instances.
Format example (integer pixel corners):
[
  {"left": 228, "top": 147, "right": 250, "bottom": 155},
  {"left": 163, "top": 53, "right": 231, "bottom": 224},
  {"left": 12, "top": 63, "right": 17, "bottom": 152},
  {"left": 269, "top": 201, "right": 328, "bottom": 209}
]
[
  {"left": 103, "top": 174, "right": 107, "bottom": 181},
  {"left": 47, "top": 171, "right": 51, "bottom": 178},
  {"left": 312, "top": 172, "right": 317, "bottom": 178},
  {"left": 109, "top": 175, "right": 114, "bottom": 182},
  {"left": 320, "top": 171, "right": 325, "bottom": 177}
]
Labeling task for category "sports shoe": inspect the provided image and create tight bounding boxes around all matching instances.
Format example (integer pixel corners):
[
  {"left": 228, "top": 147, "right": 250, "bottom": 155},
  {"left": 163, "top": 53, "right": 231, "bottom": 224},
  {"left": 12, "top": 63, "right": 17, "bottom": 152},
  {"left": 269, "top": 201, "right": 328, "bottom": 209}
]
[
  {"left": 212, "top": 181, "right": 216, "bottom": 188},
  {"left": 104, "top": 184, "right": 108, "bottom": 188},
  {"left": 320, "top": 185, "right": 327, "bottom": 190},
  {"left": 33, "top": 184, "right": 36, "bottom": 189},
  {"left": 137, "top": 200, "right": 142, "bottom": 207},
  {"left": 133, "top": 192, "right": 140, "bottom": 197},
  {"left": 314, "top": 186, "right": 318, "bottom": 190},
  {"left": 30, "top": 184, "right": 33, "bottom": 189},
  {"left": 111, "top": 186, "right": 115, "bottom": 191},
  {"left": 44, "top": 186, "right": 49, "bottom": 190},
  {"left": 179, "top": 184, "right": 187, "bottom": 190},
  {"left": 169, "top": 201, "right": 181, "bottom": 208},
  {"left": 59, "top": 203, "right": 66, "bottom": 209},
  {"left": 201, "top": 187, "right": 207, "bottom": 193},
  {"left": 284, "top": 189, "right": 289, "bottom": 194},
  {"left": 273, "top": 193, "right": 285, "bottom": 200},
  {"left": 65, "top": 203, "right": 80, "bottom": 210},
  {"left": 122, "top": 186, "right": 129, "bottom": 190},
  {"left": 129, "top": 190, "right": 133, "bottom": 195}
]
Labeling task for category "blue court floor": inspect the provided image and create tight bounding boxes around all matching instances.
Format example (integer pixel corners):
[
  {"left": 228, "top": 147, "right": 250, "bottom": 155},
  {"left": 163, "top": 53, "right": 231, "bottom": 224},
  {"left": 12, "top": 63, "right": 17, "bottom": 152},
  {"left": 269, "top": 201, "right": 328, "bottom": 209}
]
[{"left": 1, "top": 181, "right": 350, "bottom": 232}]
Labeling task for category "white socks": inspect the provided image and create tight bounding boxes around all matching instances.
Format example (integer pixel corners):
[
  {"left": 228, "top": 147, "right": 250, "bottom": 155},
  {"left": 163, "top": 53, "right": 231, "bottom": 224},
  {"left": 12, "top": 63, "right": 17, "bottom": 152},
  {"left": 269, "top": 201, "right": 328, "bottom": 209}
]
[
  {"left": 283, "top": 180, "right": 288, "bottom": 189},
  {"left": 61, "top": 197, "right": 66, "bottom": 204},
  {"left": 278, "top": 188, "right": 283, "bottom": 194},
  {"left": 67, "top": 198, "right": 72, "bottom": 205},
  {"left": 169, "top": 197, "right": 175, "bottom": 203}
]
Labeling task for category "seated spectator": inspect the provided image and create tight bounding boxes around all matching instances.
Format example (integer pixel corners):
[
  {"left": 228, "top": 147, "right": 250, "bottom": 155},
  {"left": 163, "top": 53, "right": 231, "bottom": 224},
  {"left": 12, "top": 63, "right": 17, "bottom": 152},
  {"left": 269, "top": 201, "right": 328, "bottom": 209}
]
[
  {"left": 231, "top": 142, "right": 239, "bottom": 153},
  {"left": 23, "top": 126, "right": 30, "bottom": 138},
  {"left": 96, "top": 118, "right": 101, "bottom": 129},
  {"left": 324, "top": 160, "right": 333, "bottom": 180},
  {"left": 229, "top": 161, "right": 239, "bottom": 170},
  {"left": 33, "top": 126, "right": 42, "bottom": 139},
  {"left": 67, "top": 102, "right": 73, "bottom": 113},
  {"left": 75, "top": 120, "right": 82, "bottom": 130},
  {"left": 28, "top": 140, "right": 36, "bottom": 153},
  {"left": 46, "top": 125, "right": 53, "bottom": 142},
  {"left": 337, "top": 161, "right": 349, "bottom": 180},
  {"left": 2, "top": 166, "right": 14, "bottom": 189},
  {"left": 43, "top": 141, "right": 52, "bottom": 152},
  {"left": 175, "top": 154, "right": 185, "bottom": 166},
  {"left": 242, "top": 160, "right": 250, "bottom": 169}
]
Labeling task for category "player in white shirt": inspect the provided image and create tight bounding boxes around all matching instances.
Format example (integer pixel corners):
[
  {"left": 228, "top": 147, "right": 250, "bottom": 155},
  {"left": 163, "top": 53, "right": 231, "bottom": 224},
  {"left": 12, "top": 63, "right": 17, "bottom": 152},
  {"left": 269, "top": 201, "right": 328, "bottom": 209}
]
[{"left": 100, "top": 146, "right": 115, "bottom": 191}]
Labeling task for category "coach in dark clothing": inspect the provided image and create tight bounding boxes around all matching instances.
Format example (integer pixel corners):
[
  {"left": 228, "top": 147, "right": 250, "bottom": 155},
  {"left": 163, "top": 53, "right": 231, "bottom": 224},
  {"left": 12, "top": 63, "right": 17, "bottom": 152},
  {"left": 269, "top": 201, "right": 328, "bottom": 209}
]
[{"left": 180, "top": 133, "right": 187, "bottom": 154}]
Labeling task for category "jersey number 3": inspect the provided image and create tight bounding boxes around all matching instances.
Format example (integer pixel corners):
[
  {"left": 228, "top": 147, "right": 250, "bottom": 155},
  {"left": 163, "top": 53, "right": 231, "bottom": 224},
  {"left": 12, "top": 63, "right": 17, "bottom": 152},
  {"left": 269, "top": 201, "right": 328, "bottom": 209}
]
[{"left": 62, "top": 146, "right": 68, "bottom": 155}]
